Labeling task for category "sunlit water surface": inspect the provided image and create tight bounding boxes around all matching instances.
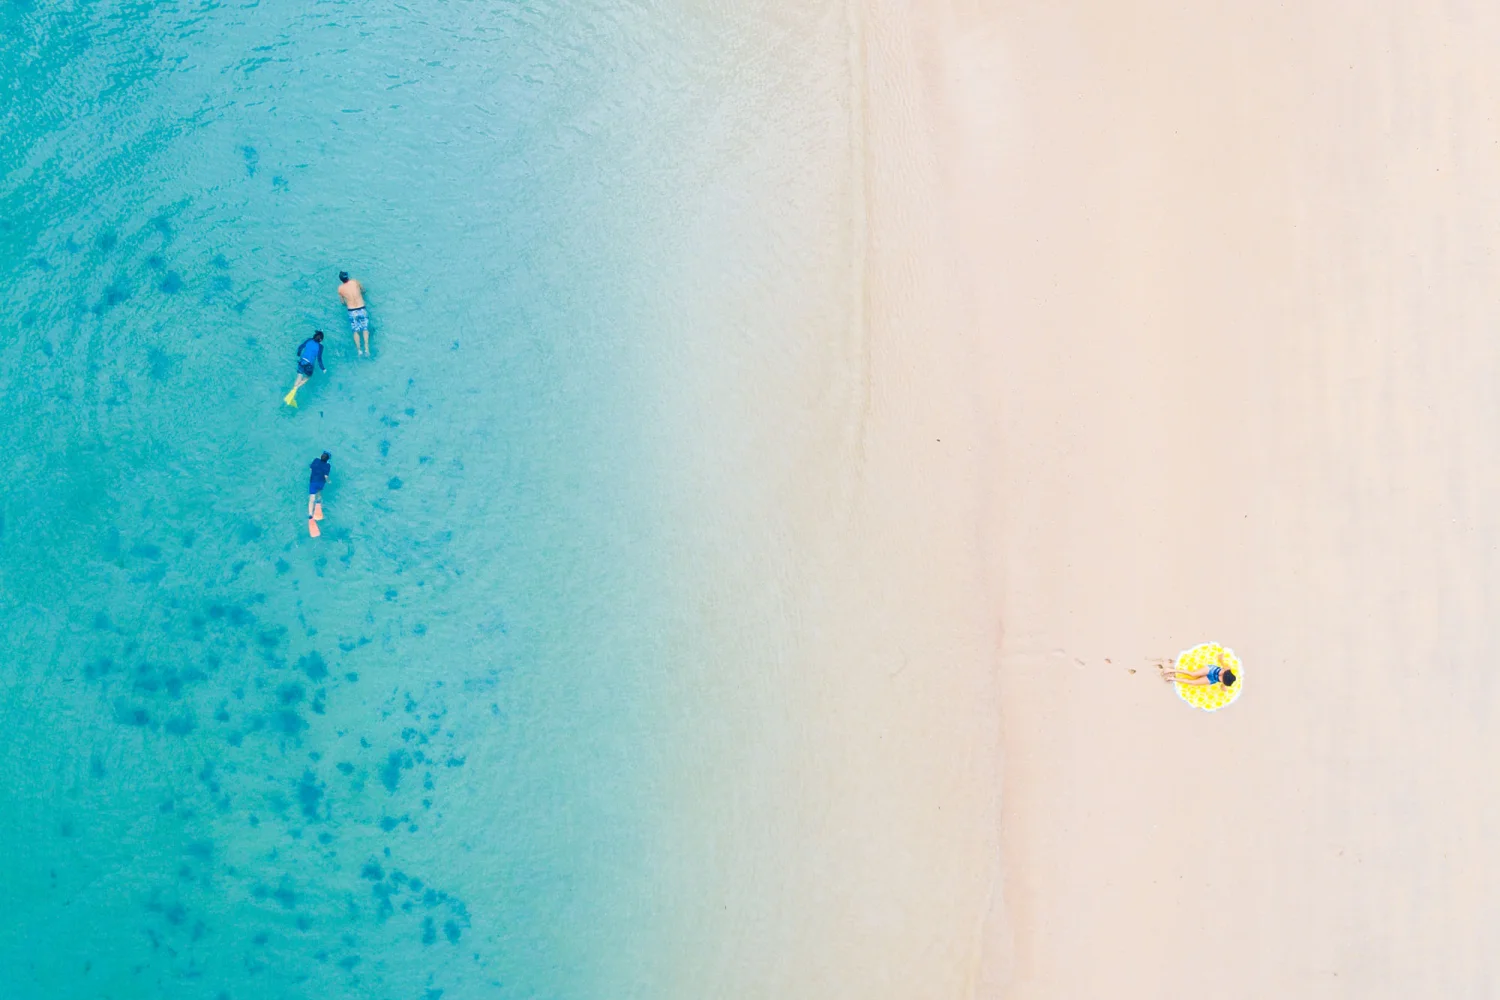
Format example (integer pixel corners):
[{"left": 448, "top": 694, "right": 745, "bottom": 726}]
[{"left": 0, "top": 1, "right": 857, "bottom": 996}]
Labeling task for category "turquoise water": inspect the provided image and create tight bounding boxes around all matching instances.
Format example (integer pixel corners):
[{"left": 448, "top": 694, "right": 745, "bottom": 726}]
[{"left": 0, "top": 1, "right": 810, "bottom": 995}]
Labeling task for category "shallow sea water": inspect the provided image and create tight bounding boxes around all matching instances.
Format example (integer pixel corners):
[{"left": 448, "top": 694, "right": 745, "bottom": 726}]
[{"left": 0, "top": 2, "right": 857, "bottom": 996}]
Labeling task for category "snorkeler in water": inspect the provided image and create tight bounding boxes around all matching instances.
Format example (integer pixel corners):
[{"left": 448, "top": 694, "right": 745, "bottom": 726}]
[
  {"left": 306, "top": 451, "right": 331, "bottom": 537},
  {"left": 338, "top": 270, "right": 369, "bottom": 356},
  {"left": 284, "top": 330, "right": 325, "bottom": 407}
]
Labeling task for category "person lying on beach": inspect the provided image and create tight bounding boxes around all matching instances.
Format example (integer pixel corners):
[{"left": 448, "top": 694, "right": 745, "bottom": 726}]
[
  {"left": 284, "top": 330, "right": 325, "bottom": 407},
  {"left": 338, "top": 270, "right": 369, "bottom": 356},
  {"left": 1160, "top": 651, "right": 1238, "bottom": 688}
]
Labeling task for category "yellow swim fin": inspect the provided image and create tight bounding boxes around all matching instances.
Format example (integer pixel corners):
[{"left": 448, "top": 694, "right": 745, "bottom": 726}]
[{"left": 284, "top": 388, "right": 299, "bottom": 407}]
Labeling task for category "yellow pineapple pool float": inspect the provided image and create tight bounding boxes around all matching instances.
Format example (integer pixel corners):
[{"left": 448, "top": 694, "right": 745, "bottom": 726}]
[{"left": 1174, "top": 642, "right": 1244, "bottom": 712}]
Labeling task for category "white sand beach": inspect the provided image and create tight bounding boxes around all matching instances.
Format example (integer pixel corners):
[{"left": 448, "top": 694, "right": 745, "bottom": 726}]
[
  {"left": 972, "top": 3, "right": 1500, "bottom": 996},
  {"left": 629, "top": 3, "right": 1500, "bottom": 997}
]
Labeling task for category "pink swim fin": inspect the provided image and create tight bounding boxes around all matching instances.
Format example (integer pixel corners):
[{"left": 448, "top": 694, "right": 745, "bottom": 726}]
[
  {"left": 313, "top": 503, "right": 324, "bottom": 521},
  {"left": 308, "top": 518, "right": 320, "bottom": 538}
]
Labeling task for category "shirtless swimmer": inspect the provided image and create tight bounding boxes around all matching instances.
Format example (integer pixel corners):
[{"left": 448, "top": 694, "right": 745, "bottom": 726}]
[{"left": 338, "top": 270, "right": 370, "bottom": 356}]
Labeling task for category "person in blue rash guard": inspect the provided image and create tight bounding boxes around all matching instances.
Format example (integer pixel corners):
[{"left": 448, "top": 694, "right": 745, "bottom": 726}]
[
  {"left": 284, "top": 330, "right": 325, "bottom": 407},
  {"left": 308, "top": 451, "right": 331, "bottom": 520}
]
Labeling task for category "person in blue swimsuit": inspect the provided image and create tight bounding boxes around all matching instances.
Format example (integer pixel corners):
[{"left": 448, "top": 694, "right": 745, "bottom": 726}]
[
  {"left": 284, "top": 330, "right": 325, "bottom": 407},
  {"left": 308, "top": 452, "right": 331, "bottom": 515},
  {"left": 1160, "top": 650, "right": 1237, "bottom": 689},
  {"left": 306, "top": 451, "right": 331, "bottom": 536}
]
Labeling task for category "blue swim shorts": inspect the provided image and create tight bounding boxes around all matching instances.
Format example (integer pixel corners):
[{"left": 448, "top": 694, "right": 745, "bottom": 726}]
[
  {"left": 309, "top": 480, "right": 325, "bottom": 495},
  {"left": 348, "top": 307, "right": 368, "bottom": 333},
  {"left": 297, "top": 360, "right": 315, "bottom": 377}
]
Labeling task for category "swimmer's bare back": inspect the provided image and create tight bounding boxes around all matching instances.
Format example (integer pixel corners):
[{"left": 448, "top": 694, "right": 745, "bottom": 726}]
[{"left": 338, "top": 278, "right": 365, "bottom": 309}]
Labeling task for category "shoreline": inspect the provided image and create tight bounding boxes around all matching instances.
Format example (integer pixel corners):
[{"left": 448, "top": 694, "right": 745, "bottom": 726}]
[{"left": 619, "top": 4, "right": 1009, "bottom": 995}]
